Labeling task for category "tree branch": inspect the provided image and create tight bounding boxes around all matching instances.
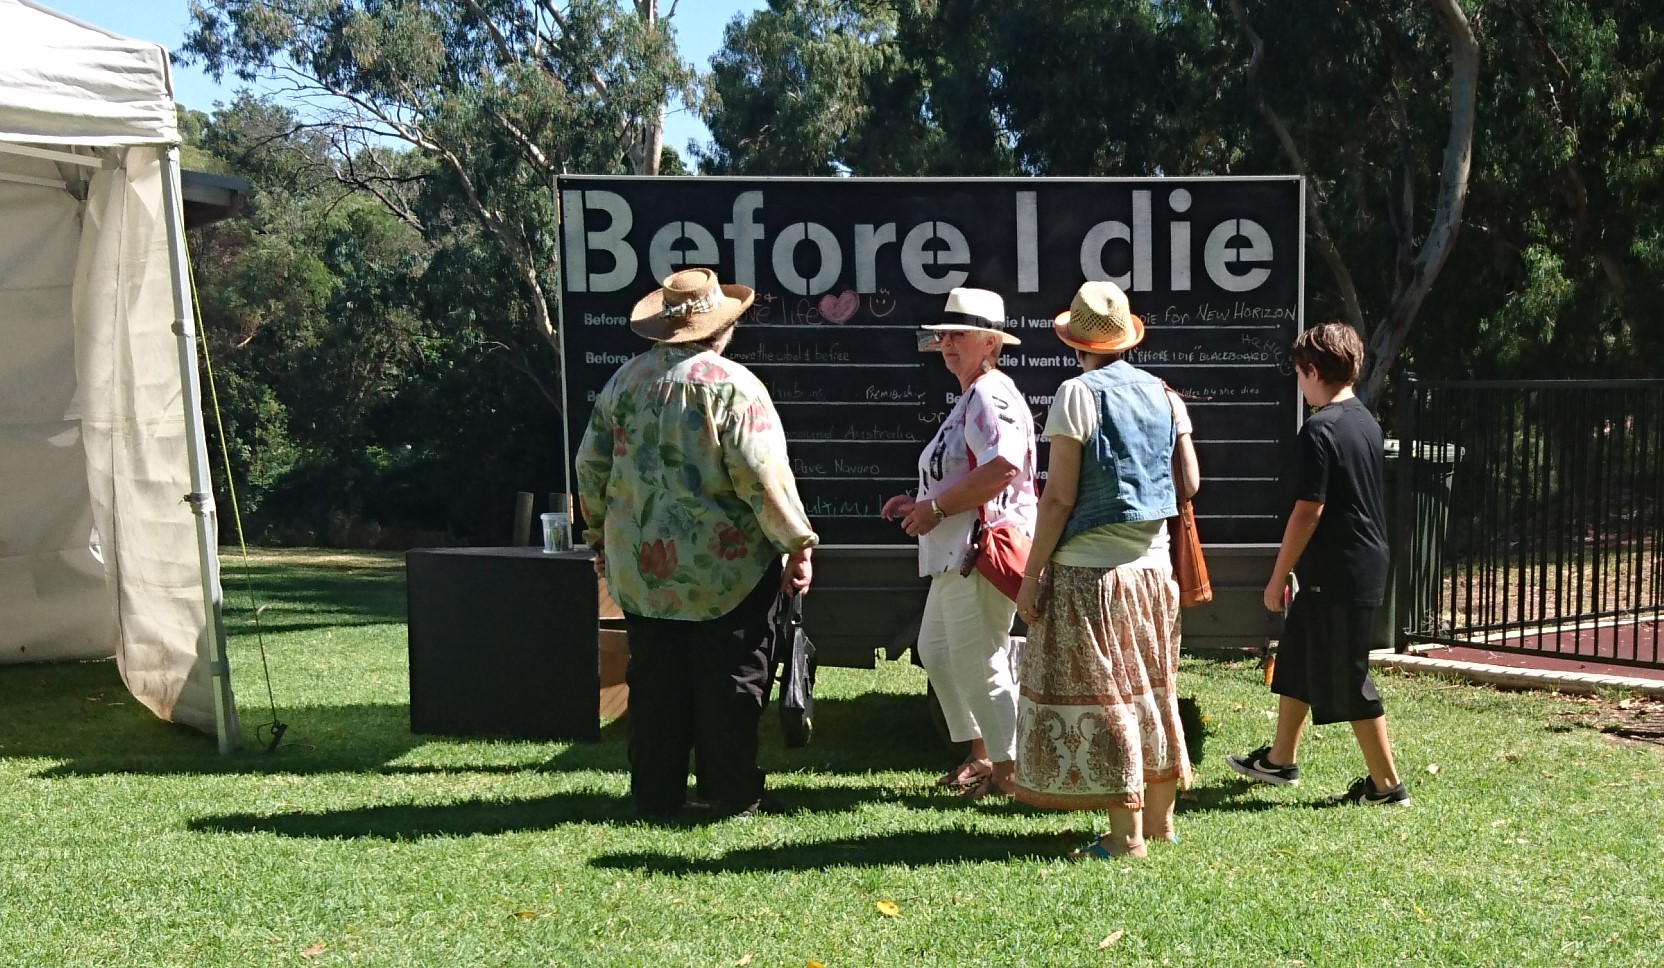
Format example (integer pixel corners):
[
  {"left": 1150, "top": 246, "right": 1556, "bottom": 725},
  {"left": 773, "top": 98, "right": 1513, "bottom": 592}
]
[{"left": 1223, "top": 0, "right": 1367, "bottom": 337}]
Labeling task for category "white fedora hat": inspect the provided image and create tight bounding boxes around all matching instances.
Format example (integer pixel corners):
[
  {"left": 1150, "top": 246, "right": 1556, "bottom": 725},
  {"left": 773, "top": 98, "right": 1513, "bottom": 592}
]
[{"left": 919, "top": 287, "right": 1021, "bottom": 346}]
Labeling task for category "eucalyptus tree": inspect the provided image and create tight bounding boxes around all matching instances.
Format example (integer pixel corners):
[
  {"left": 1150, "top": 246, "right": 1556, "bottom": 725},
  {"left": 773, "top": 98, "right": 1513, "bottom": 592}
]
[{"left": 182, "top": 0, "right": 694, "bottom": 358}]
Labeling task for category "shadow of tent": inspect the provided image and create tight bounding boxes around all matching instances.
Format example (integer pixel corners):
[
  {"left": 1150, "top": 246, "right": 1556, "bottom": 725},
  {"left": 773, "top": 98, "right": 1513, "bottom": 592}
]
[{"left": 0, "top": 660, "right": 431, "bottom": 778}]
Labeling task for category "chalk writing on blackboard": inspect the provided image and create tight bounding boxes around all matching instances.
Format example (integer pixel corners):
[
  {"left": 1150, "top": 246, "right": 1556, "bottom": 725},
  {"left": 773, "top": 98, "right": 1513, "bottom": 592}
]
[{"left": 791, "top": 424, "right": 920, "bottom": 442}]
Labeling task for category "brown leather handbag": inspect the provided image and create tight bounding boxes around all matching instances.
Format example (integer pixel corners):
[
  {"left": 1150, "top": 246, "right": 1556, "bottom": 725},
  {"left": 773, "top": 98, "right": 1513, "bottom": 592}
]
[
  {"left": 1170, "top": 499, "right": 1212, "bottom": 607},
  {"left": 1162, "top": 381, "right": 1212, "bottom": 607}
]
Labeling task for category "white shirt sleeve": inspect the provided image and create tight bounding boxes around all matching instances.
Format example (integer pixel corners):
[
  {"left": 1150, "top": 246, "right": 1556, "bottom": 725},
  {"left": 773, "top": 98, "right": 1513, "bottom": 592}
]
[
  {"left": 1043, "top": 378, "right": 1098, "bottom": 442},
  {"left": 964, "top": 378, "right": 1031, "bottom": 468},
  {"left": 1168, "top": 389, "right": 1194, "bottom": 436}
]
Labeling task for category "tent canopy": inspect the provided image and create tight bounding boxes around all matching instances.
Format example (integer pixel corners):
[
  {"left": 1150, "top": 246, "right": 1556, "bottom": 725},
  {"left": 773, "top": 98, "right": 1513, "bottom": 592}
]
[
  {"left": 0, "top": 0, "right": 177, "bottom": 146},
  {"left": 0, "top": 0, "right": 236, "bottom": 748}
]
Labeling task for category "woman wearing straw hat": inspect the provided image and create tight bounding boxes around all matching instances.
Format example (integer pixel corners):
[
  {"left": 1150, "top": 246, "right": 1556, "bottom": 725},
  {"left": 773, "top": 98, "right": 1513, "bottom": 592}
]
[
  {"left": 1012, "top": 280, "right": 1200, "bottom": 859},
  {"left": 880, "top": 287, "right": 1038, "bottom": 801},
  {"left": 576, "top": 267, "right": 818, "bottom": 819}
]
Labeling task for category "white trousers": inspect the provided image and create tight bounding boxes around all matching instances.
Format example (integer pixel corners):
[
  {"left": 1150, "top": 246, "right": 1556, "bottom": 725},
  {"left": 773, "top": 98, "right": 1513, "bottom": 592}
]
[{"left": 917, "top": 569, "right": 1020, "bottom": 761}]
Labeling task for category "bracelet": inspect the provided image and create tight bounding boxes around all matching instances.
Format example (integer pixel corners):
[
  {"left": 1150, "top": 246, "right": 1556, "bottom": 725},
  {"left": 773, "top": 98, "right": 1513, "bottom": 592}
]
[{"left": 930, "top": 498, "right": 945, "bottom": 520}]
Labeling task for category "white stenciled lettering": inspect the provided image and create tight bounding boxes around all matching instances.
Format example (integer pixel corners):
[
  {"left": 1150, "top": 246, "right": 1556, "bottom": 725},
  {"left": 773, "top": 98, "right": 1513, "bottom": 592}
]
[{"left": 585, "top": 351, "right": 632, "bottom": 365}]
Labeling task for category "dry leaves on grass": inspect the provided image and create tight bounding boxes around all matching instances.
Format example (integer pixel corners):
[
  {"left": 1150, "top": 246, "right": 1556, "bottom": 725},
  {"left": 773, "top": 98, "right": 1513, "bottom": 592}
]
[
  {"left": 1097, "top": 930, "right": 1125, "bottom": 949},
  {"left": 735, "top": 954, "right": 753, "bottom": 967},
  {"left": 300, "top": 942, "right": 327, "bottom": 959},
  {"left": 875, "top": 900, "right": 900, "bottom": 918}
]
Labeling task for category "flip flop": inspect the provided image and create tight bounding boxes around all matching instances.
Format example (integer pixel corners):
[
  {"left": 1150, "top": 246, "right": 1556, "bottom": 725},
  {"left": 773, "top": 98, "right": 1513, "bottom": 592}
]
[
  {"left": 1066, "top": 839, "right": 1146, "bottom": 861},
  {"left": 935, "top": 759, "right": 991, "bottom": 788},
  {"left": 957, "top": 774, "right": 1012, "bottom": 801}
]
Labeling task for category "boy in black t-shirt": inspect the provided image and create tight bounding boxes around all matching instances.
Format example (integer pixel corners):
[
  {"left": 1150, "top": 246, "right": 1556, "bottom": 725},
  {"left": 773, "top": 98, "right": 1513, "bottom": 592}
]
[{"left": 1227, "top": 321, "right": 1409, "bottom": 806}]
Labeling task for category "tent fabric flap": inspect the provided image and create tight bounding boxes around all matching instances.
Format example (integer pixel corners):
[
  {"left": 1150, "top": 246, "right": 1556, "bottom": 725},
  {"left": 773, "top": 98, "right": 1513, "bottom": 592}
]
[
  {"left": 0, "top": 0, "right": 178, "bottom": 147},
  {"left": 71, "top": 147, "right": 221, "bottom": 734},
  {"left": 0, "top": 168, "right": 120, "bottom": 662}
]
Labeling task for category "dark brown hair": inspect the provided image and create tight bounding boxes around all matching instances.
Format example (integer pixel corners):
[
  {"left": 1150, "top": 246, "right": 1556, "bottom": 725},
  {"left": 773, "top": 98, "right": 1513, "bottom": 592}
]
[{"left": 1291, "top": 321, "right": 1363, "bottom": 387}]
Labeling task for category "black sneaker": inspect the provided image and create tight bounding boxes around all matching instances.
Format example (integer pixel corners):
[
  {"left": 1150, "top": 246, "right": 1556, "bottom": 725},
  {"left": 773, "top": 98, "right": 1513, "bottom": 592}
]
[
  {"left": 1329, "top": 776, "right": 1411, "bottom": 806},
  {"left": 1226, "top": 745, "right": 1301, "bottom": 786}
]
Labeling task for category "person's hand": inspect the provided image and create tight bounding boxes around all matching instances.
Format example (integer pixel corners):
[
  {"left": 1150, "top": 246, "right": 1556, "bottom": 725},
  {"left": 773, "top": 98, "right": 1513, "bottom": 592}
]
[
  {"left": 1263, "top": 576, "right": 1287, "bottom": 613},
  {"left": 783, "top": 547, "right": 813, "bottom": 595},
  {"left": 880, "top": 494, "right": 915, "bottom": 520},
  {"left": 590, "top": 544, "right": 606, "bottom": 579},
  {"left": 1016, "top": 575, "right": 1043, "bottom": 625},
  {"left": 901, "top": 500, "right": 942, "bottom": 537}
]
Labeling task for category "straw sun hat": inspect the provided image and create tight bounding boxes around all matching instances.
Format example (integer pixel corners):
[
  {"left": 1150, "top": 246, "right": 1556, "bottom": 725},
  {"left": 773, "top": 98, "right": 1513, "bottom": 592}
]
[
  {"left": 1053, "top": 280, "right": 1145, "bottom": 354},
  {"left": 629, "top": 268, "right": 755, "bottom": 343},
  {"left": 919, "top": 287, "right": 1022, "bottom": 346}
]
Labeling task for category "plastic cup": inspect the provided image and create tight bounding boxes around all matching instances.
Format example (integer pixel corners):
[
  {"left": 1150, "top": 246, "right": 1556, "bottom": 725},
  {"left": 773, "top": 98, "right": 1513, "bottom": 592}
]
[{"left": 541, "top": 512, "right": 571, "bottom": 553}]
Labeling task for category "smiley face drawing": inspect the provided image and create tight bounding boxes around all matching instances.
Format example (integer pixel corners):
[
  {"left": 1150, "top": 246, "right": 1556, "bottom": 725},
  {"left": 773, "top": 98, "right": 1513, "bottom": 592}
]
[{"left": 868, "top": 288, "right": 897, "bottom": 317}]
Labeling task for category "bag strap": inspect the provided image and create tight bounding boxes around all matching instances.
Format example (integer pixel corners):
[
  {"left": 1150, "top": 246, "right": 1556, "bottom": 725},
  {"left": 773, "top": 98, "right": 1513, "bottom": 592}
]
[{"left": 1160, "top": 379, "right": 1189, "bottom": 513}]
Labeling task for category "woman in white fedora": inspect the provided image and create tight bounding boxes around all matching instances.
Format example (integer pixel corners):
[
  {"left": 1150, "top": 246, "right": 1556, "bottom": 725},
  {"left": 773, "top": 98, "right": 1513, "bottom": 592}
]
[
  {"left": 576, "top": 267, "right": 818, "bottom": 819},
  {"left": 1012, "top": 280, "right": 1200, "bottom": 858},
  {"left": 880, "top": 287, "right": 1038, "bottom": 801}
]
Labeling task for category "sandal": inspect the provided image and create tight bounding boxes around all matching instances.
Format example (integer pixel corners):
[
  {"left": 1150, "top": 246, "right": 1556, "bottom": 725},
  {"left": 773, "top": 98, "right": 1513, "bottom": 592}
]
[
  {"left": 1066, "top": 838, "right": 1146, "bottom": 861},
  {"left": 935, "top": 758, "right": 991, "bottom": 788},
  {"left": 957, "top": 774, "right": 1012, "bottom": 801}
]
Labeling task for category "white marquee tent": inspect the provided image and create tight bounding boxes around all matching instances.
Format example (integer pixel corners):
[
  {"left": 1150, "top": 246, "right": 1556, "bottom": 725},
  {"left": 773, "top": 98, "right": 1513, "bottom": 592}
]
[{"left": 0, "top": 0, "right": 238, "bottom": 751}]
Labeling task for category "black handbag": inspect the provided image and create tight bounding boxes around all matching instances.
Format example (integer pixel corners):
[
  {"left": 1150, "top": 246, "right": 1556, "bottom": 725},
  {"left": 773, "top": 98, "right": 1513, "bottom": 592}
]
[{"left": 775, "top": 592, "right": 816, "bottom": 748}]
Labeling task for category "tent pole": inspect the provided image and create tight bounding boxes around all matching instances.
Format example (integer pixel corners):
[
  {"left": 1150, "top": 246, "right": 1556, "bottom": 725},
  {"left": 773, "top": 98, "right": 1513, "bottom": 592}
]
[{"left": 158, "top": 146, "right": 241, "bottom": 754}]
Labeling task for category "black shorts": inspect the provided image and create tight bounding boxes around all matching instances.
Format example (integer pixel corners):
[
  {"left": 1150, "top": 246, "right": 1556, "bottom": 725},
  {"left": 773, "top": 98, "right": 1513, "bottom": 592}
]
[{"left": 1270, "top": 591, "right": 1385, "bottom": 726}]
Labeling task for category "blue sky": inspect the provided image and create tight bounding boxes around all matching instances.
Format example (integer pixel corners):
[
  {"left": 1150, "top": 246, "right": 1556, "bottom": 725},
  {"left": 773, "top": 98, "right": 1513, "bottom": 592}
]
[{"left": 40, "top": 0, "right": 765, "bottom": 155}]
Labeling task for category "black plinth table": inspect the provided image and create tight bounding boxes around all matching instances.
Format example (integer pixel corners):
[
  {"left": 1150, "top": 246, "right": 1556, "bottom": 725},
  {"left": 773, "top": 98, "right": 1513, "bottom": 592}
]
[{"left": 406, "top": 546, "right": 602, "bottom": 741}]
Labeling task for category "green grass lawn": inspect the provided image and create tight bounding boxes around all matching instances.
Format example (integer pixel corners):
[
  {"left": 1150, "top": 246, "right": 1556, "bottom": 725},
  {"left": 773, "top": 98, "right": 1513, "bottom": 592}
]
[{"left": 2, "top": 549, "right": 1662, "bottom": 967}]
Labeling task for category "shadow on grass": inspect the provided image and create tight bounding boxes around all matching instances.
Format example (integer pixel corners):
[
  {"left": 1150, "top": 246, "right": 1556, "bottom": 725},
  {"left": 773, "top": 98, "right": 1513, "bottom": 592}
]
[
  {"left": 591, "top": 831, "right": 1084, "bottom": 873},
  {"left": 0, "top": 658, "right": 958, "bottom": 785},
  {"left": 220, "top": 559, "right": 408, "bottom": 632},
  {"left": 186, "top": 782, "right": 1007, "bottom": 840},
  {"left": 0, "top": 660, "right": 425, "bottom": 777}
]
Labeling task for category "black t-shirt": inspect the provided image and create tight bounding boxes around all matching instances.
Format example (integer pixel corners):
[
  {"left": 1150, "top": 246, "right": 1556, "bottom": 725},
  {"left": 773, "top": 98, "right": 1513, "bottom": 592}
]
[{"left": 1293, "top": 396, "right": 1389, "bottom": 605}]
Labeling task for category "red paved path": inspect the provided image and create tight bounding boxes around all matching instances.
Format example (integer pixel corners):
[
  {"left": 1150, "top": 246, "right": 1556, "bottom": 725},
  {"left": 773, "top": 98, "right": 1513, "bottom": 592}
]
[{"left": 1428, "top": 620, "right": 1664, "bottom": 683}]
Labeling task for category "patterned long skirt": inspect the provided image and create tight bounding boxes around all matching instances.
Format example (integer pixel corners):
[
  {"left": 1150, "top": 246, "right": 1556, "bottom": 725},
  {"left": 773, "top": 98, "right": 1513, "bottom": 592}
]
[{"left": 1012, "top": 562, "right": 1191, "bottom": 811}]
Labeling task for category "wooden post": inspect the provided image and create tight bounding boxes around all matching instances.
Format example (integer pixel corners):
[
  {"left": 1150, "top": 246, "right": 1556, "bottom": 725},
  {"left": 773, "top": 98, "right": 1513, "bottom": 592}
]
[{"left": 512, "top": 491, "right": 535, "bottom": 546}]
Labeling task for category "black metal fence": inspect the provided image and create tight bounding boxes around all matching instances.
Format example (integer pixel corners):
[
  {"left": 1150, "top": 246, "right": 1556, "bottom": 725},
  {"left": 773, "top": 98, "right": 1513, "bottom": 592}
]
[{"left": 1394, "top": 378, "right": 1664, "bottom": 669}]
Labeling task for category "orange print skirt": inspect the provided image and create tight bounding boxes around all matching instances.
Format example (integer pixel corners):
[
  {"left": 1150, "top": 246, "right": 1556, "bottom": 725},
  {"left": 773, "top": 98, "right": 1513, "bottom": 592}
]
[{"left": 1013, "top": 562, "right": 1191, "bottom": 811}]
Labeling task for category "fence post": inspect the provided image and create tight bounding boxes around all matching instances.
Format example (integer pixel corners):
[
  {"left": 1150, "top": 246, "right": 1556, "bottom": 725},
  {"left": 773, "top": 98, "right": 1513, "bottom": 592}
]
[{"left": 1393, "top": 373, "right": 1419, "bottom": 653}]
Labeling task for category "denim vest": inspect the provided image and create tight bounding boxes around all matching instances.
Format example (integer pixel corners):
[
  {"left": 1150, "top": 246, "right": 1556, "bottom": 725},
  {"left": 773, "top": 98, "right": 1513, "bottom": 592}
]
[{"left": 1059, "top": 361, "right": 1178, "bottom": 545}]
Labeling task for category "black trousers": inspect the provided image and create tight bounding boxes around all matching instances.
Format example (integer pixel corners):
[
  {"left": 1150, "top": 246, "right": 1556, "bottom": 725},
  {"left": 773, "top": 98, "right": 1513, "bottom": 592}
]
[{"left": 622, "top": 562, "right": 782, "bottom": 815}]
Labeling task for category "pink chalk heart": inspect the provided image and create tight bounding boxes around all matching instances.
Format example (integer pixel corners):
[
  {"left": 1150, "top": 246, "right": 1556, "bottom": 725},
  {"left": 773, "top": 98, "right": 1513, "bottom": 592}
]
[{"left": 818, "top": 290, "right": 860, "bottom": 324}]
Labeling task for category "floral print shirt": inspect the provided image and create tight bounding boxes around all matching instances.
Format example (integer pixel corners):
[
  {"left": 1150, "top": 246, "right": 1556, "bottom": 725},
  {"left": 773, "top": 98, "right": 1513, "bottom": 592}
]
[{"left": 577, "top": 342, "right": 819, "bottom": 621}]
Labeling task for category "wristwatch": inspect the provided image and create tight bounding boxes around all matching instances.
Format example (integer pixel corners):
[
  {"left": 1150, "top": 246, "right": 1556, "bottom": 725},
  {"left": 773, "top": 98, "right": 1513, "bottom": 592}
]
[{"left": 930, "top": 499, "right": 945, "bottom": 520}]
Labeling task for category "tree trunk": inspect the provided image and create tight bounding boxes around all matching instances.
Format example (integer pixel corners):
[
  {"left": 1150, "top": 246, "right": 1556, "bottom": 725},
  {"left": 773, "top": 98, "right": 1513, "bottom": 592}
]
[
  {"left": 630, "top": 0, "right": 664, "bottom": 176},
  {"left": 1358, "top": 0, "right": 1480, "bottom": 405}
]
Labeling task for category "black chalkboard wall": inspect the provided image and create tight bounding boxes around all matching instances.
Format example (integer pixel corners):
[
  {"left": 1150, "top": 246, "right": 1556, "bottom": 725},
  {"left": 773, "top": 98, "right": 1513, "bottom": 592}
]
[{"left": 558, "top": 176, "right": 1304, "bottom": 546}]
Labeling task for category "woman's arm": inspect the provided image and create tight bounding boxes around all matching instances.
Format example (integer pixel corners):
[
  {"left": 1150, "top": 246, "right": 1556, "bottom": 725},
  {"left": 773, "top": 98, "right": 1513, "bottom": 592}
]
[
  {"left": 1173, "top": 432, "right": 1200, "bottom": 502},
  {"left": 1015, "top": 436, "right": 1082, "bottom": 623},
  {"left": 899, "top": 457, "right": 1019, "bottom": 536}
]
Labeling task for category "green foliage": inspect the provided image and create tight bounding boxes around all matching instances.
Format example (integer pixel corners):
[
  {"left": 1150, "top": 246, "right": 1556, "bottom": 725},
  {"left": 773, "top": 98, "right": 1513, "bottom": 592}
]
[{"left": 701, "top": 0, "right": 1664, "bottom": 388}]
